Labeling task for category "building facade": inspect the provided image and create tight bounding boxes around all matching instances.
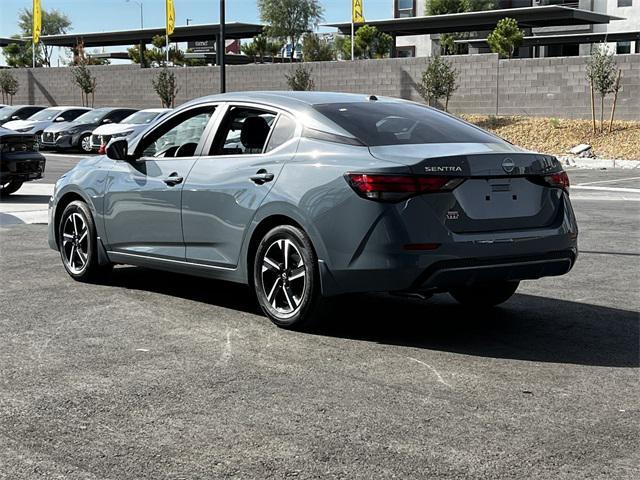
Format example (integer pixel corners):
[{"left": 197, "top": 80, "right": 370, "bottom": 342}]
[{"left": 392, "top": 0, "right": 639, "bottom": 57}]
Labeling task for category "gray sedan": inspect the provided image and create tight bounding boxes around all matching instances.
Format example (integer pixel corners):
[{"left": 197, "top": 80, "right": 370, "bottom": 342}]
[{"left": 48, "top": 92, "right": 578, "bottom": 329}]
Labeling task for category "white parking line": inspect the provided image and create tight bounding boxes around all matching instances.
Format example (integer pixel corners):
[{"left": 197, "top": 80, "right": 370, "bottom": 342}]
[
  {"left": 42, "top": 153, "right": 95, "bottom": 158},
  {"left": 0, "top": 184, "right": 53, "bottom": 226},
  {"left": 571, "top": 185, "right": 640, "bottom": 193},
  {"left": 576, "top": 176, "right": 640, "bottom": 186}
]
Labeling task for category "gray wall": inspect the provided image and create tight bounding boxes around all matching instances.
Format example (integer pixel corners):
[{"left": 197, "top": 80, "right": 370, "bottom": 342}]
[{"left": 8, "top": 53, "right": 640, "bottom": 120}]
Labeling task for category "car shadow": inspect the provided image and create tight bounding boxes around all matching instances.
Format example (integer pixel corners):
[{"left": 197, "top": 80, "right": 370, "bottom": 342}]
[
  {"left": 107, "top": 266, "right": 639, "bottom": 369},
  {"left": 1, "top": 194, "right": 51, "bottom": 204}
]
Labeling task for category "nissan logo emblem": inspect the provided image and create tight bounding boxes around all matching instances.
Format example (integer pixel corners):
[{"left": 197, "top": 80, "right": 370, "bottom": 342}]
[{"left": 502, "top": 158, "right": 515, "bottom": 173}]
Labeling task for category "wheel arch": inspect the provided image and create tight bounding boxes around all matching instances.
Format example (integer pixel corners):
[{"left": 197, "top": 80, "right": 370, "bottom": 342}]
[{"left": 53, "top": 190, "right": 93, "bottom": 249}]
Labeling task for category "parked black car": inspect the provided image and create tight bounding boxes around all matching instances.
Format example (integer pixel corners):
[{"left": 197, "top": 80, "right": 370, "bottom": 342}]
[
  {"left": 0, "top": 127, "right": 46, "bottom": 196},
  {"left": 42, "top": 107, "right": 138, "bottom": 153},
  {"left": 0, "top": 105, "right": 46, "bottom": 127}
]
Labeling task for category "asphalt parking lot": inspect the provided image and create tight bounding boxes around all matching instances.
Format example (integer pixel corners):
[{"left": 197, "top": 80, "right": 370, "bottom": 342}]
[{"left": 0, "top": 153, "right": 638, "bottom": 479}]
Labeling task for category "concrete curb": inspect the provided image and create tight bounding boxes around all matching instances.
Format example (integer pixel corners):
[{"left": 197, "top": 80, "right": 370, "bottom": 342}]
[{"left": 558, "top": 156, "right": 640, "bottom": 170}]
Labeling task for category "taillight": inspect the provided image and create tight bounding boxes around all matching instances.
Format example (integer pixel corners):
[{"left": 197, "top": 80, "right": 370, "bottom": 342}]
[
  {"left": 345, "top": 173, "right": 464, "bottom": 202},
  {"left": 545, "top": 171, "right": 570, "bottom": 192},
  {"left": 528, "top": 171, "right": 570, "bottom": 193}
]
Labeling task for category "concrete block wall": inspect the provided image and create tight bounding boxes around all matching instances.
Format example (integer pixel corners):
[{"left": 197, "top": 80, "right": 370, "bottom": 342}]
[{"left": 8, "top": 53, "right": 639, "bottom": 120}]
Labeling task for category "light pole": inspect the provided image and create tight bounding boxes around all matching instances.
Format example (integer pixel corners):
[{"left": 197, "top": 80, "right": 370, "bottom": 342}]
[
  {"left": 219, "top": 0, "right": 226, "bottom": 93},
  {"left": 126, "top": 0, "right": 145, "bottom": 68}
]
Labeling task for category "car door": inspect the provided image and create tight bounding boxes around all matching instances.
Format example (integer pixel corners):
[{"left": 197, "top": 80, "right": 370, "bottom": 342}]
[
  {"left": 103, "top": 104, "right": 219, "bottom": 261},
  {"left": 182, "top": 104, "right": 300, "bottom": 268}
]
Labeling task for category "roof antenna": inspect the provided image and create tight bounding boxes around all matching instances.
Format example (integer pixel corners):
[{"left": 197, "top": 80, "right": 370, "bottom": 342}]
[{"left": 368, "top": 95, "right": 378, "bottom": 101}]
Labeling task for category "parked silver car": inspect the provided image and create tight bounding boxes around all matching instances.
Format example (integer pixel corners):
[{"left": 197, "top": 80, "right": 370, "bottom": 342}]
[
  {"left": 90, "top": 108, "right": 171, "bottom": 153},
  {"left": 4, "top": 106, "right": 90, "bottom": 137},
  {"left": 48, "top": 92, "right": 578, "bottom": 329}
]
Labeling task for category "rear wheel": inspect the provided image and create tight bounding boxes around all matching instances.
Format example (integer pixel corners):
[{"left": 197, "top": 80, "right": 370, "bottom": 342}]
[
  {"left": 253, "top": 225, "right": 326, "bottom": 330},
  {"left": 58, "top": 200, "right": 112, "bottom": 282},
  {"left": 449, "top": 281, "right": 519, "bottom": 307},
  {"left": 0, "top": 179, "right": 23, "bottom": 197}
]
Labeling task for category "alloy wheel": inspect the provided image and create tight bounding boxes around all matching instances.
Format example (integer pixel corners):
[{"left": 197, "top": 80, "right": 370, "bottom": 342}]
[
  {"left": 61, "top": 212, "right": 89, "bottom": 274},
  {"left": 81, "top": 135, "right": 92, "bottom": 152},
  {"left": 261, "top": 238, "right": 307, "bottom": 318}
]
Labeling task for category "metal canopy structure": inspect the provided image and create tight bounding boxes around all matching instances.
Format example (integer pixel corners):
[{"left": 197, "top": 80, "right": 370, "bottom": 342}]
[
  {"left": 324, "top": 6, "right": 623, "bottom": 36},
  {"left": 456, "top": 30, "right": 640, "bottom": 48},
  {"left": 25, "top": 22, "right": 264, "bottom": 48},
  {"left": 0, "top": 37, "right": 25, "bottom": 47}
]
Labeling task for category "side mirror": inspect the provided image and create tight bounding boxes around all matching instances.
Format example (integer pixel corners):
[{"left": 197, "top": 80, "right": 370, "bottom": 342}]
[
  {"left": 55, "top": 116, "right": 65, "bottom": 122},
  {"left": 106, "top": 138, "right": 129, "bottom": 160},
  {"left": 11, "top": 115, "right": 19, "bottom": 120},
  {"left": 103, "top": 118, "right": 112, "bottom": 124}
]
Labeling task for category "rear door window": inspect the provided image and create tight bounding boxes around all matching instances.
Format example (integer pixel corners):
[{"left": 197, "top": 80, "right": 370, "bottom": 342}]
[
  {"left": 210, "top": 106, "right": 276, "bottom": 155},
  {"left": 313, "top": 102, "right": 503, "bottom": 146}
]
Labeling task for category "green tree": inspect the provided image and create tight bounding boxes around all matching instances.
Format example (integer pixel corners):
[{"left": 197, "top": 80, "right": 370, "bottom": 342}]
[
  {"left": 0, "top": 71, "right": 19, "bottom": 105},
  {"left": 72, "top": 61, "right": 97, "bottom": 107},
  {"left": 427, "top": 0, "right": 497, "bottom": 55},
  {"left": 586, "top": 44, "right": 618, "bottom": 133},
  {"left": 2, "top": 36, "right": 42, "bottom": 68},
  {"left": 285, "top": 64, "right": 315, "bottom": 91},
  {"left": 417, "top": 56, "right": 459, "bottom": 112},
  {"left": 354, "top": 25, "right": 393, "bottom": 59},
  {"left": 152, "top": 68, "right": 179, "bottom": 108},
  {"left": 258, "top": 0, "right": 324, "bottom": 61},
  {"left": 335, "top": 35, "right": 361, "bottom": 60},
  {"left": 128, "top": 35, "right": 189, "bottom": 66},
  {"left": 426, "top": 0, "right": 496, "bottom": 14},
  {"left": 16, "top": 7, "right": 71, "bottom": 67},
  {"left": 487, "top": 18, "right": 524, "bottom": 59},
  {"left": 302, "top": 34, "right": 334, "bottom": 62},
  {"left": 242, "top": 35, "right": 283, "bottom": 62}
]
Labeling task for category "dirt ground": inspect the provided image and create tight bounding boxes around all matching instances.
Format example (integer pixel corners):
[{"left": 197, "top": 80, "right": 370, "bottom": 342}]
[{"left": 461, "top": 115, "right": 640, "bottom": 161}]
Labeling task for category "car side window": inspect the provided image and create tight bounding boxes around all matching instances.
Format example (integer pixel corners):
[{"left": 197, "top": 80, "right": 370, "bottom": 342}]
[
  {"left": 63, "top": 110, "right": 87, "bottom": 121},
  {"left": 265, "top": 114, "right": 297, "bottom": 153},
  {"left": 139, "top": 106, "right": 216, "bottom": 159},
  {"left": 210, "top": 106, "right": 276, "bottom": 155},
  {"left": 109, "top": 110, "right": 135, "bottom": 123}
]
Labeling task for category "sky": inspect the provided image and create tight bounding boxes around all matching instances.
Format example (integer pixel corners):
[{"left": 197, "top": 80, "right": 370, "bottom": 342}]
[
  {"left": 0, "top": 0, "right": 396, "bottom": 65},
  {"left": 0, "top": 0, "right": 393, "bottom": 37}
]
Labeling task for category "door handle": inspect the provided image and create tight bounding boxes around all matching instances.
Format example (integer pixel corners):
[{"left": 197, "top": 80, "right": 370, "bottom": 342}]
[
  {"left": 250, "top": 169, "right": 274, "bottom": 185},
  {"left": 163, "top": 172, "right": 184, "bottom": 186}
]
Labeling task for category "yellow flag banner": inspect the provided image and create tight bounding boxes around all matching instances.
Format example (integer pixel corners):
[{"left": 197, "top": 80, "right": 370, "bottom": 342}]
[
  {"left": 166, "top": 0, "right": 175, "bottom": 36},
  {"left": 32, "top": 0, "right": 42, "bottom": 44},
  {"left": 352, "top": 0, "right": 365, "bottom": 24}
]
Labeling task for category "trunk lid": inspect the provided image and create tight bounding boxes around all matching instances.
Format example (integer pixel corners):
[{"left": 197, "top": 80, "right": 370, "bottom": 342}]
[{"left": 369, "top": 144, "right": 565, "bottom": 234}]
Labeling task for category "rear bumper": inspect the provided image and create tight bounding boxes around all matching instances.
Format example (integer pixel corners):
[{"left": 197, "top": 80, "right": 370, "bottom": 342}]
[{"left": 413, "top": 250, "right": 575, "bottom": 290}]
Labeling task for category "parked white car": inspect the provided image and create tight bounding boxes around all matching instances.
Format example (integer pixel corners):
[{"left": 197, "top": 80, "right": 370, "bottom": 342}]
[
  {"left": 90, "top": 108, "right": 171, "bottom": 153},
  {"left": 3, "top": 106, "right": 90, "bottom": 136}
]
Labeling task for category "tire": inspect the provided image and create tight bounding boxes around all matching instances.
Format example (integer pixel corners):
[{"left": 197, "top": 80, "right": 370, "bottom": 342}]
[
  {"left": 79, "top": 134, "right": 92, "bottom": 153},
  {"left": 0, "top": 179, "right": 24, "bottom": 197},
  {"left": 253, "top": 225, "right": 327, "bottom": 330},
  {"left": 449, "top": 281, "right": 520, "bottom": 307},
  {"left": 58, "top": 200, "right": 112, "bottom": 282}
]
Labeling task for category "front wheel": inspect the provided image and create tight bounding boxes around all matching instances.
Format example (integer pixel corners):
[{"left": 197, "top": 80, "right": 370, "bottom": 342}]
[
  {"left": 253, "top": 225, "right": 326, "bottom": 330},
  {"left": 0, "top": 179, "right": 24, "bottom": 197},
  {"left": 79, "top": 134, "right": 92, "bottom": 153},
  {"left": 58, "top": 200, "right": 112, "bottom": 282},
  {"left": 449, "top": 281, "right": 520, "bottom": 307}
]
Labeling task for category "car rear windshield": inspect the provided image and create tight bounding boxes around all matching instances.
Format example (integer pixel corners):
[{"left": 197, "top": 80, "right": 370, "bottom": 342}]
[{"left": 313, "top": 102, "right": 502, "bottom": 146}]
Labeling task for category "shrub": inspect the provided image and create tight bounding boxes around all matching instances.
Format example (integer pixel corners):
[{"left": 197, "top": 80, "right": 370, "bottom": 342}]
[
  {"left": 152, "top": 68, "right": 179, "bottom": 108},
  {"left": 285, "top": 64, "right": 315, "bottom": 91},
  {"left": 417, "top": 56, "right": 458, "bottom": 111},
  {"left": 0, "top": 71, "right": 19, "bottom": 105},
  {"left": 72, "top": 61, "right": 97, "bottom": 107},
  {"left": 586, "top": 44, "right": 617, "bottom": 133}
]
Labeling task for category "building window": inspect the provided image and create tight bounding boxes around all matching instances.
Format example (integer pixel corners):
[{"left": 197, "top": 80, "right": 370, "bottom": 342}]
[
  {"left": 617, "top": 0, "right": 632, "bottom": 7},
  {"left": 394, "top": 0, "right": 416, "bottom": 18},
  {"left": 396, "top": 46, "right": 416, "bottom": 57},
  {"left": 617, "top": 41, "right": 631, "bottom": 54}
]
